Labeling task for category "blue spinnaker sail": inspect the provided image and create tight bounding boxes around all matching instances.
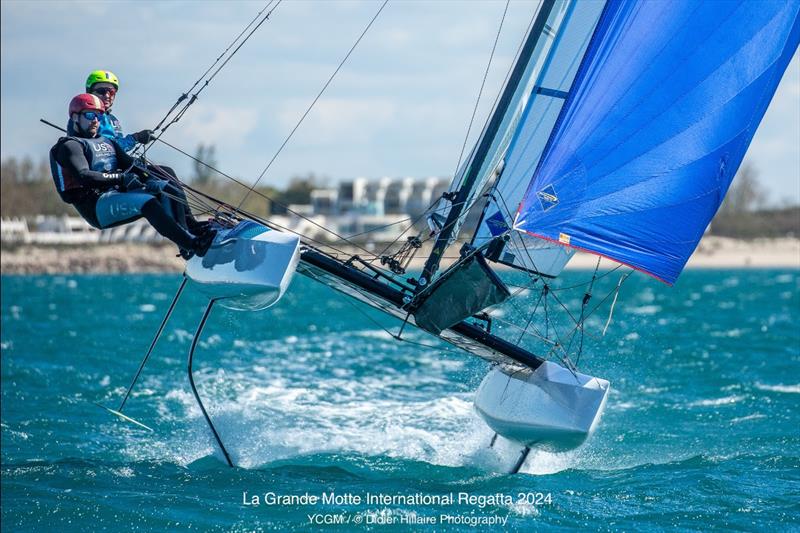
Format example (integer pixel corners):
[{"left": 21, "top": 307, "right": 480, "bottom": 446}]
[{"left": 513, "top": 0, "right": 800, "bottom": 284}]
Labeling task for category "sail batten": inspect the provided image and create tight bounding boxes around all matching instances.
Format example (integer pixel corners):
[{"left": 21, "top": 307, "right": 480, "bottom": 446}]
[
  {"left": 513, "top": 0, "right": 800, "bottom": 284},
  {"left": 534, "top": 86, "right": 569, "bottom": 99}
]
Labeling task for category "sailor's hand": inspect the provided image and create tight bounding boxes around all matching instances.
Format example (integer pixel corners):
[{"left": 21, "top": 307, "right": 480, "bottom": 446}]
[
  {"left": 121, "top": 173, "right": 144, "bottom": 191},
  {"left": 132, "top": 129, "right": 155, "bottom": 144}
]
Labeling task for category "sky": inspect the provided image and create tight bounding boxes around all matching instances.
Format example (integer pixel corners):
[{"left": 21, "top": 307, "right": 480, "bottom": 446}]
[{"left": 1, "top": 0, "right": 798, "bottom": 204}]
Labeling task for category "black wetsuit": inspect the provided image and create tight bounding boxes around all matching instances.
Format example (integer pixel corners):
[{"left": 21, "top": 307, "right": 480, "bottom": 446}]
[{"left": 50, "top": 135, "right": 198, "bottom": 250}]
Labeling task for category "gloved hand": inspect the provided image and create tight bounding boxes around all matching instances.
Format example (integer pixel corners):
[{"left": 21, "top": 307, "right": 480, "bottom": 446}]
[
  {"left": 121, "top": 173, "right": 144, "bottom": 191},
  {"left": 132, "top": 129, "right": 155, "bottom": 144}
]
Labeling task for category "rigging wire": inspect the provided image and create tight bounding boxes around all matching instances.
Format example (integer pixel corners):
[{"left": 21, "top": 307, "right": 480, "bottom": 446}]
[
  {"left": 115, "top": 0, "right": 630, "bottom": 373},
  {"left": 515, "top": 281, "right": 545, "bottom": 344},
  {"left": 151, "top": 0, "right": 278, "bottom": 133},
  {"left": 602, "top": 272, "right": 629, "bottom": 335},
  {"left": 135, "top": 1, "right": 402, "bottom": 271},
  {"left": 480, "top": 184, "right": 636, "bottom": 365},
  {"left": 571, "top": 256, "right": 601, "bottom": 366},
  {"left": 150, "top": 137, "right": 384, "bottom": 259},
  {"left": 130, "top": 0, "right": 518, "bottom": 274},
  {"left": 488, "top": 187, "right": 606, "bottom": 328},
  {"left": 235, "top": 0, "right": 389, "bottom": 211},
  {"left": 494, "top": 189, "right": 546, "bottom": 275},
  {"left": 539, "top": 270, "right": 633, "bottom": 369},
  {"left": 145, "top": 0, "right": 282, "bottom": 145},
  {"left": 478, "top": 189, "right": 636, "bottom": 369},
  {"left": 144, "top": 138, "right": 424, "bottom": 283},
  {"left": 462, "top": 4, "right": 543, "bottom": 236},
  {"left": 451, "top": 0, "right": 511, "bottom": 181},
  {"left": 370, "top": 198, "right": 450, "bottom": 264},
  {"left": 153, "top": 134, "right": 454, "bottom": 275},
  {"left": 119, "top": 0, "right": 448, "bottom": 278},
  {"left": 378, "top": 0, "right": 517, "bottom": 280},
  {"left": 45, "top": 2, "right": 643, "bottom": 373}
]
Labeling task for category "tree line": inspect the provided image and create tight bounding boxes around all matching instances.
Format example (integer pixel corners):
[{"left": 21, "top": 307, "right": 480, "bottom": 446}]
[
  {"left": 1, "top": 150, "right": 797, "bottom": 238},
  {"left": 0, "top": 144, "right": 320, "bottom": 221},
  {"left": 712, "top": 163, "right": 799, "bottom": 238}
]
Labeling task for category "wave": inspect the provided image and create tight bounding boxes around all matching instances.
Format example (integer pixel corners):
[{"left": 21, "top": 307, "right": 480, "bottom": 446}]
[
  {"left": 755, "top": 382, "right": 800, "bottom": 394},
  {"left": 687, "top": 394, "right": 747, "bottom": 407}
]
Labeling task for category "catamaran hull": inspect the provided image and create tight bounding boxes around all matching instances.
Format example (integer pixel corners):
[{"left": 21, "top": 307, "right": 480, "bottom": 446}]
[
  {"left": 474, "top": 361, "right": 609, "bottom": 451},
  {"left": 185, "top": 221, "right": 301, "bottom": 311}
]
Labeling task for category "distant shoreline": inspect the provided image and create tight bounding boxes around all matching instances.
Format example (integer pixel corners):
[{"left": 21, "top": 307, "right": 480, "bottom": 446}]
[{"left": 1, "top": 236, "right": 798, "bottom": 275}]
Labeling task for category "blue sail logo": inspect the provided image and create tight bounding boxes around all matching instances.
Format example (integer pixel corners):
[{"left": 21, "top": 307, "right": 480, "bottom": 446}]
[
  {"left": 485, "top": 210, "right": 509, "bottom": 236},
  {"left": 536, "top": 185, "right": 559, "bottom": 211}
]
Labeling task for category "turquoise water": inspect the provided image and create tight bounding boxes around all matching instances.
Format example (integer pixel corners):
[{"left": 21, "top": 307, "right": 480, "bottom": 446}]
[{"left": 2, "top": 269, "right": 798, "bottom": 531}]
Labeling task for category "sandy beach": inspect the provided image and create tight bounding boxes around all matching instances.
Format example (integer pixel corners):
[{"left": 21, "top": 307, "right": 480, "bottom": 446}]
[{"left": 1, "top": 236, "right": 798, "bottom": 275}]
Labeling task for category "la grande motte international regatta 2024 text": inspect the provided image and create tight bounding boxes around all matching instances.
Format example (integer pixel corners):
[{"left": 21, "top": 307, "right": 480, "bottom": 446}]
[{"left": 242, "top": 491, "right": 553, "bottom": 508}]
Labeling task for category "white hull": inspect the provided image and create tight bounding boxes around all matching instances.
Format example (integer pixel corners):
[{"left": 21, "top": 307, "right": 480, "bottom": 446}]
[
  {"left": 185, "top": 222, "right": 301, "bottom": 311},
  {"left": 474, "top": 361, "right": 609, "bottom": 451}
]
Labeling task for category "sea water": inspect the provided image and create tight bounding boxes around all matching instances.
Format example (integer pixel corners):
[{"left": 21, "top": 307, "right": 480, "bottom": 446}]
[{"left": 1, "top": 269, "right": 798, "bottom": 531}]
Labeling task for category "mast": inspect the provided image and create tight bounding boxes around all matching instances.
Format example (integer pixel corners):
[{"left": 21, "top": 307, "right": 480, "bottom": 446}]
[{"left": 417, "top": 0, "right": 557, "bottom": 288}]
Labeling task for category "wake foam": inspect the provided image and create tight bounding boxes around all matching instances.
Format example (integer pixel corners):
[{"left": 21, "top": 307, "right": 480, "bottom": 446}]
[{"left": 116, "top": 329, "right": 599, "bottom": 475}]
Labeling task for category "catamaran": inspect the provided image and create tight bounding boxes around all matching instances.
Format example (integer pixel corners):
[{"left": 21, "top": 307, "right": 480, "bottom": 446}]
[{"left": 94, "top": 0, "right": 799, "bottom": 472}]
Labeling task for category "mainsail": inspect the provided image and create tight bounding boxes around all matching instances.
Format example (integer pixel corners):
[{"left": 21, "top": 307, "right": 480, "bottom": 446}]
[
  {"left": 440, "top": 0, "right": 587, "bottom": 229},
  {"left": 513, "top": 0, "right": 800, "bottom": 284},
  {"left": 472, "top": 0, "right": 606, "bottom": 277},
  {"left": 419, "top": 0, "right": 560, "bottom": 284}
]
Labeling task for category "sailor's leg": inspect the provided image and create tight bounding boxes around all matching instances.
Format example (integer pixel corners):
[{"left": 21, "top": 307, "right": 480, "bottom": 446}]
[
  {"left": 146, "top": 163, "right": 177, "bottom": 180},
  {"left": 94, "top": 189, "right": 151, "bottom": 229},
  {"left": 139, "top": 198, "right": 197, "bottom": 250},
  {"left": 96, "top": 190, "right": 209, "bottom": 255},
  {"left": 133, "top": 177, "right": 186, "bottom": 231},
  {"left": 187, "top": 299, "right": 234, "bottom": 467},
  {"left": 161, "top": 181, "right": 196, "bottom": 231},
  {"left": 145, "top": 163, "right": 203, "bottom": 230}
]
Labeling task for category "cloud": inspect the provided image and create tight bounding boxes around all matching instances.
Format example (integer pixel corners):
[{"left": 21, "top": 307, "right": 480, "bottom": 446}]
[
  {"left": 171, "top": 103, "right": 260, "bottom": 147},
  {"left": 277, "top": 97, "right": 397, "bottom": 145}
]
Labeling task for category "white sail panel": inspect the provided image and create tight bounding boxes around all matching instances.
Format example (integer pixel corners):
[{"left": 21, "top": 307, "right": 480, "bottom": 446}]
[
  {"left": 433, "top": 0, "right": 579, "bottom": 241},
  {"left": 472, "top": 0, "right": 606, "bottom": 276}
]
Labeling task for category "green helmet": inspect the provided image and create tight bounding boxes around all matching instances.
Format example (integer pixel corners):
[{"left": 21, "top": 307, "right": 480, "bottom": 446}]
[{"left": 85, "top": 70, "right": 119, "bottom": 92}]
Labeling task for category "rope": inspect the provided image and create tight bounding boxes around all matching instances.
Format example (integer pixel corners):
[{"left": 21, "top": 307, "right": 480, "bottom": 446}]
[
  {"left": 572, "top": 256, "right": 601, "bottom": 366},
  {"left": 235, "top": 0, "right": 389, "bottom": 210},
  {"left": 603, "top": 271, "right": 631, "bottom": 336},
  {"left": 146, "top": 1, "right": 282, "bottom": 143},
  {"left": 151, "top": 137, "right": 382, "bottom": 258},
  {"left": 152, "top": 1, "right": 277, "bottom": 133},
  {"left": 451, "top": 0, "right": 510, "bottom": 181},
  {"left": 147, "top": 133, "right": 632, "bottom": 372},
  {"left": 370, "top": 198, "right": 450, "bottom": 265}
]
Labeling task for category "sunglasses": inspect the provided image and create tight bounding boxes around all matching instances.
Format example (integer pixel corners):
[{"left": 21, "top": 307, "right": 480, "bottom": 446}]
[
  {"left": 92, "top": 87, "right": 117, "bottom": 96},
  {"left": 81, "top": 111, "right": 103, "bottom": 121}
]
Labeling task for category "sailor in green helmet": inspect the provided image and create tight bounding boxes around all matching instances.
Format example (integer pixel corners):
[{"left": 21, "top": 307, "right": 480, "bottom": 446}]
[
  {"left": 69, "top": 69, "right": 213, "bottom": 245},
  {"left": 66, "top": 70, "right": 154, "bottom": 153},
  {"left": 51, "top": 93, "right": 216, "bottom": 259}
]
